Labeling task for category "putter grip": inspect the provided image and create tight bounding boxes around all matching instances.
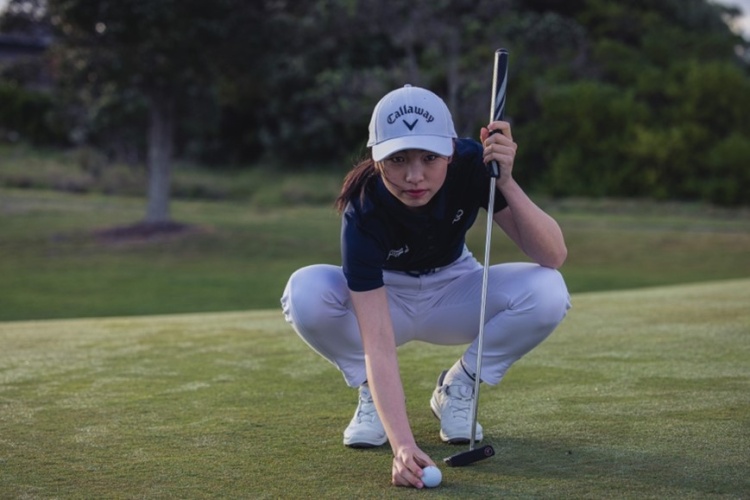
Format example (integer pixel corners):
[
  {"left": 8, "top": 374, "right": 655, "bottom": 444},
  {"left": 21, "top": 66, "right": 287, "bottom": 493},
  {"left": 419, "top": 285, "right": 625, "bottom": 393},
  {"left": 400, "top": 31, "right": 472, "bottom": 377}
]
[{"left": 488, "top": 48, "right": 509, "bottom": 178}]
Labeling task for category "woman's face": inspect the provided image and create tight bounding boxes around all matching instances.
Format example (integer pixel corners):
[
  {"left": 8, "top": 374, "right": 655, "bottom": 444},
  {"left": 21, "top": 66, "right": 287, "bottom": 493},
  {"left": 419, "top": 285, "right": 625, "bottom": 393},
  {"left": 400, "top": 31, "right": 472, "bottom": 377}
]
[{"left": 378, "top": 149, "right": 451, "bottom": 210}]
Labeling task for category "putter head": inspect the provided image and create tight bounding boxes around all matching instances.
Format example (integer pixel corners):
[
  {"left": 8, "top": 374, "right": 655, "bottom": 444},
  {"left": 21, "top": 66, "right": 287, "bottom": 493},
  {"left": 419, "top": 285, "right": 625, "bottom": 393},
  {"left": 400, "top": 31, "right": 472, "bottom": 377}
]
[{"left": 443, "top": 444, "right": 495, "bottom": 467}]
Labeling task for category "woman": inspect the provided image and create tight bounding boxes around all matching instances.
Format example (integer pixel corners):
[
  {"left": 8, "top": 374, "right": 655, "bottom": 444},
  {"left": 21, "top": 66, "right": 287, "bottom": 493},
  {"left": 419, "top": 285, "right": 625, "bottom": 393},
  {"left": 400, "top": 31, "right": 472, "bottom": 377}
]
[{"left": 281, "top": 85, "right": 570, "bottom": 489}]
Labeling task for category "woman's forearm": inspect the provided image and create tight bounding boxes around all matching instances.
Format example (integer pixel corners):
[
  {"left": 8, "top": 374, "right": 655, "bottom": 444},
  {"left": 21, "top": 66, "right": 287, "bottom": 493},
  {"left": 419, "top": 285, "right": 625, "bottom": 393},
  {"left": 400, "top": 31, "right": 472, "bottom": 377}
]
[
  {"left": 351, "top": 289, "right": 417, "bottom": 452},
  {"left": 495, "top": 179, "right": 567, "bottom": 268}
]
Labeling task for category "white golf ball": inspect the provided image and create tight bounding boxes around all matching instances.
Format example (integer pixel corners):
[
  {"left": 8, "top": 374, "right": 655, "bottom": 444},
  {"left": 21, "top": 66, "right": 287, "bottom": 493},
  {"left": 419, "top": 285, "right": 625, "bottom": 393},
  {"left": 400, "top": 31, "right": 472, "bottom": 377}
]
[{"left": 421, "top": 465, "right": 442, "bottom": 488}]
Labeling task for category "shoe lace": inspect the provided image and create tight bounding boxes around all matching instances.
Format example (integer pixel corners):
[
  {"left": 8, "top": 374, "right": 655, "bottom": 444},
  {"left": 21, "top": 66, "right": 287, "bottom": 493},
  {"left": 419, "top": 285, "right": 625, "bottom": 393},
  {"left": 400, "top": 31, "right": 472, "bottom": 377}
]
[
  {"left": 444, "top": 383, "right": 474, "bottom": 421},
  {"left": 356, "top": 388, "right": 378, "bottom": 423}
]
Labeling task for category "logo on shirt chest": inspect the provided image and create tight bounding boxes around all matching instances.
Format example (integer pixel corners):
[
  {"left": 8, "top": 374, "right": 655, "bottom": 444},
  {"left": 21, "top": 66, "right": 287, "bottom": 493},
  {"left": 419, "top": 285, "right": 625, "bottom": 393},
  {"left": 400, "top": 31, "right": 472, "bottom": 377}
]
[
  {"left": 452, "top": 209, "right": 464, "bottom": 224},
  {"left": 387, "top": 245, "right": 410, "bottom": 260}
]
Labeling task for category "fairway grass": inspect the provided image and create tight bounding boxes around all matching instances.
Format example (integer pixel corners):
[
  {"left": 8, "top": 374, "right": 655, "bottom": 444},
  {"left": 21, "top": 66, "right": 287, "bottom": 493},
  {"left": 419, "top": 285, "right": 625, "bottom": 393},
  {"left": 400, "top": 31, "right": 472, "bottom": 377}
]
[
  {"left": 2, "top": 188, "right": 750, "bottom": 322},
  {"left": 1, "top": 279, "right": 748, "bottom": 498}
]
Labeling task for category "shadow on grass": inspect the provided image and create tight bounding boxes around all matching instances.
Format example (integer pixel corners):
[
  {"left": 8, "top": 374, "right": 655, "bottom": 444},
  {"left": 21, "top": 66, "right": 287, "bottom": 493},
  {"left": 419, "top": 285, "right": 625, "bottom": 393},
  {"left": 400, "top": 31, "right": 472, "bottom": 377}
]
[{"left": 417, "top": 435, "right": 749, "bottom": 497}]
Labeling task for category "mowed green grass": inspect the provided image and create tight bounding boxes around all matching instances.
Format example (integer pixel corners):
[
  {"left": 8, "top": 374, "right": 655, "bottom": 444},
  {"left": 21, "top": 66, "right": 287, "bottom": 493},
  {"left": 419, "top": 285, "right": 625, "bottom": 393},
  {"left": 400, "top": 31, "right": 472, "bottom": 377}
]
[
  {"left": 0, "top": 188, "right": 341, "bottom": 321},
  {"left": 1, "top": 279, "right": 748, "bottom": 498},
  {"left": 1, "top": 188, "right": 750, "bottom": 321}
]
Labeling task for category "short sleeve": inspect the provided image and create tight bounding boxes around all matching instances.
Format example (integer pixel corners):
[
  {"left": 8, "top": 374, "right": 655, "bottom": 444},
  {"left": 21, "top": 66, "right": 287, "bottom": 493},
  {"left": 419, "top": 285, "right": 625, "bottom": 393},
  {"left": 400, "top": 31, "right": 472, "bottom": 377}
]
[{"left": 341, "top": 209, "right": 387, "bottom": 292}]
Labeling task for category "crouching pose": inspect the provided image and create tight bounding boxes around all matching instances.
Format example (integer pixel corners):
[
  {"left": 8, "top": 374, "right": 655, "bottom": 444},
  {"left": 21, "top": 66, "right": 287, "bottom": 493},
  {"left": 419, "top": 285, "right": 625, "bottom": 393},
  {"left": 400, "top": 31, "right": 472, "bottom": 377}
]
[{"left": 281, "top": 85, "right": 570, "bottom": 489}]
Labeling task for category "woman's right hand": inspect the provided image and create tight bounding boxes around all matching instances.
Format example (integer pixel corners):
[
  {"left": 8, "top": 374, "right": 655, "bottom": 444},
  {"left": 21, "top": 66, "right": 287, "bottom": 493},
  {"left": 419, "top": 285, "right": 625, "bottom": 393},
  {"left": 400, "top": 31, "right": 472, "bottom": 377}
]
[{"left": 391, "top": 444, "right": 436, "bottom": 489}]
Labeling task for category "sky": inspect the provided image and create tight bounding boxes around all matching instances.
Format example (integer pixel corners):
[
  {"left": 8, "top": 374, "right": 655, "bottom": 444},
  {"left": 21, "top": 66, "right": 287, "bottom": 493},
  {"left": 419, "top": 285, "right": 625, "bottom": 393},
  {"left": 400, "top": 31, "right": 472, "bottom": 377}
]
[
  {"left": 714, "top": 0, "right": 750, "bottom": 37},
  {"left": 0, "top": 0, "right": 748, "bottom": 39}
]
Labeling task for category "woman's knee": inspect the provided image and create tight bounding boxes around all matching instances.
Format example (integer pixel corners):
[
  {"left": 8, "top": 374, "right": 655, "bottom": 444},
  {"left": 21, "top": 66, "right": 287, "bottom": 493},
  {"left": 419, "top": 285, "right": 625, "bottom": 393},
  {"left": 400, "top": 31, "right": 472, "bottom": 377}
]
[
  {"left": 281, "top": 264, "right": 348, "bottom": 328},
  {"left": 528, "top": 267, "right": 571, "bottom": 326}
]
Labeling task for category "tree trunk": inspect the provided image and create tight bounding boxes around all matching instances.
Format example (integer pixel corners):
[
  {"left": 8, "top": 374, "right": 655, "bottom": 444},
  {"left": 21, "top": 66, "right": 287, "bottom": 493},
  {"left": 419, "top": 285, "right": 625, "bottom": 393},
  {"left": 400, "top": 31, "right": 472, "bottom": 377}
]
[
  {"left": 445, "top": 28, "right": 460, "bottom": 125},
  {"left": 144, "top": 92, "right": 175, "bottom": 224}
]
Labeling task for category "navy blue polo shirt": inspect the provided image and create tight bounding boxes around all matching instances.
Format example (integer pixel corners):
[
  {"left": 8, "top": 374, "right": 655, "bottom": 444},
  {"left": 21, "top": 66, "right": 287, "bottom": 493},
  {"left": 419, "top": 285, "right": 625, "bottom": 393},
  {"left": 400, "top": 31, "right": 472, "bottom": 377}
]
[{"left": 342, "top": 138, "right": 508, "bottom": 292}]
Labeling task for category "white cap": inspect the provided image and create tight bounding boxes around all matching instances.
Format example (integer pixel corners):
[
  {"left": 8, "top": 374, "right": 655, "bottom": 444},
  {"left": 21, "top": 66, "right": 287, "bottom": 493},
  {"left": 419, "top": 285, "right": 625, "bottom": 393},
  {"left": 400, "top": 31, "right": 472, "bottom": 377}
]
[{"left": 367, "top": 85, "right": 457, "bottom": 161}]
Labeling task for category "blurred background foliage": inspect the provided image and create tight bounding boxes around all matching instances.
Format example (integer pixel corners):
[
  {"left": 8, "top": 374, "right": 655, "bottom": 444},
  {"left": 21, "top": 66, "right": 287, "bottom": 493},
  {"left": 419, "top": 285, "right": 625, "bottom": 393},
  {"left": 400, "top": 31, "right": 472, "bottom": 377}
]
[{"left": 1, "top": 0, "right": 749, "bottom": 206}]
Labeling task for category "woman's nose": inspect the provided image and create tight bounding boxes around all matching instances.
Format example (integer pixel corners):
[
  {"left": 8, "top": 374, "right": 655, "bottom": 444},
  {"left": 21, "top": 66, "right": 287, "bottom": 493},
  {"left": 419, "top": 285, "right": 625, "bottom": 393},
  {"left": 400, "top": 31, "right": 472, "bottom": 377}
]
[{"left": 405, "top": 163, "right": 424, "bottom": 183}]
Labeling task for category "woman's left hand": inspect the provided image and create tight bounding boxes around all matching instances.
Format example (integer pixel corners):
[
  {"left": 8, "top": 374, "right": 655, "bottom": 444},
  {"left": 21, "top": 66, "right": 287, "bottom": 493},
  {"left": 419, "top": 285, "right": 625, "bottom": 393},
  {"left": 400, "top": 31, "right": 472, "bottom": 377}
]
[{"left": 480, "top": 121, "right": 517, "bottom": 187}]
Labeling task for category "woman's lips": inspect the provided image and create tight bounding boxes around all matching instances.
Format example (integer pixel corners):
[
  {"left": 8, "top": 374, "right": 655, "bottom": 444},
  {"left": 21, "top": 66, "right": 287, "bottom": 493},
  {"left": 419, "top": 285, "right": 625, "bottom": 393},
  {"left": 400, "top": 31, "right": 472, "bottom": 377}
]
[{"left": 405, "top": 189, "right": 427, "bottom": 199}]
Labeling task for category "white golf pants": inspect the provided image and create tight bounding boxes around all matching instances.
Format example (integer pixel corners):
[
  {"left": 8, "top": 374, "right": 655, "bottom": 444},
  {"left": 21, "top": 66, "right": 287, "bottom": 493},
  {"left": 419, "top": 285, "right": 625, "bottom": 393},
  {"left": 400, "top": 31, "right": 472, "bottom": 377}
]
[{"left": 281, "top": 248, "right": 571, "bottom": 388}]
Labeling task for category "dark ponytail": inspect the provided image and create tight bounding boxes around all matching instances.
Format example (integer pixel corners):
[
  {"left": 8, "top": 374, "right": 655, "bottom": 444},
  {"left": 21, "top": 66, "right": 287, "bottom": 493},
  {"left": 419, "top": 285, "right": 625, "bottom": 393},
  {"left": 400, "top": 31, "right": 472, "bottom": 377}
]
[{"left": 334, "top": 156, "right": 379, "bottom": 214}]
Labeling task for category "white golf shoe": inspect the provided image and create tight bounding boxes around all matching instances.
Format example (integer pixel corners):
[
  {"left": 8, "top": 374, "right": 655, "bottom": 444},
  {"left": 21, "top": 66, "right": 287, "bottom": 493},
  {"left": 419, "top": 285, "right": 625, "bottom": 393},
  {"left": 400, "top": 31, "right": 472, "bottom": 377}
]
[
  {"left": 343, "top": 385, "right": 387, "bottom": 448},
  {"left": 430, "top": 370, "right": 483, "bottom": 444}
]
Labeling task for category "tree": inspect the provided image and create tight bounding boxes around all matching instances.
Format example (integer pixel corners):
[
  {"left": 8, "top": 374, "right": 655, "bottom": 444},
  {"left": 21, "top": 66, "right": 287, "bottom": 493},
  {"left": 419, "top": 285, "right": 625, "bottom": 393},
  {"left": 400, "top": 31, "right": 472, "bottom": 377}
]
[
  {"left": 47, "top": 0, "right": 260, "bottom": 226},
  {"left": 509, "top": 0, "right": 750, "bottom": 205},
  {"left": 13, "top": 0, "right": 750, "bottom": 207},
  {"left": 0, "top": 0, "right": 49, "bottom": 35},
  {"left": 238, "top": 0, "right": 516, "bottom": 165}
]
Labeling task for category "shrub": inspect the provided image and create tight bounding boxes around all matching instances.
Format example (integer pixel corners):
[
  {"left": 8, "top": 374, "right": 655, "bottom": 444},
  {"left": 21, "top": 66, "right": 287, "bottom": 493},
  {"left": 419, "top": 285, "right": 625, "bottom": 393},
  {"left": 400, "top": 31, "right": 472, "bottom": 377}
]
[
  {"left": 533, "top": 81, "right": 648, "bottom": 197},
  {"left": 704, "top": 133, "right": 750, "bottom": 206},
  {"left": 0, "top": 82, "right": 66, "bottom": 145}
]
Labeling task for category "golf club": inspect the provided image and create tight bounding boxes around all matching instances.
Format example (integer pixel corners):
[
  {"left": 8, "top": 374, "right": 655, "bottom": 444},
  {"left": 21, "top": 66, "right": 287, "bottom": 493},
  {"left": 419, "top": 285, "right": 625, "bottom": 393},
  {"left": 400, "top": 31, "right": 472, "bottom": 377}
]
[{"left": 444, "top": 48, "right": 509, "bottom": 468}]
